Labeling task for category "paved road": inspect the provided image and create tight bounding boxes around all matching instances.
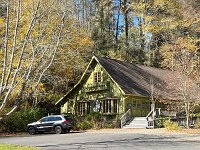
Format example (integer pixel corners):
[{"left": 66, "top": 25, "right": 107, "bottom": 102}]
[{"left": 1, "top": 129, "right": 200, "bottom": 150}]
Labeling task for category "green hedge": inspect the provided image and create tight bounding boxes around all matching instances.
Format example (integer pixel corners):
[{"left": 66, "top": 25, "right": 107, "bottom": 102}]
[{"left": 0, "top": 108, "right": 42, "bottom": 132}]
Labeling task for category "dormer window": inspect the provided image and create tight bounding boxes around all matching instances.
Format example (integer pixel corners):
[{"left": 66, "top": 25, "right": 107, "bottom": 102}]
[{"left": 94, "top": 71, "right": 102, "bottom": 83}]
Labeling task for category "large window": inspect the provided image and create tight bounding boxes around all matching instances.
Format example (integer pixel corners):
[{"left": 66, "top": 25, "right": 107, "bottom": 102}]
[
  {"left": 101, "top": 99, "right": 118, "bottom": 114},
  {"left": 94, "top": 71, "right": 102, "bottom": 83},
  {"left": 77, "top": 99, "right": 119, "bottom": 115},
  {"left": 77, "top": 102, "right": 91, "bottom": 115}
]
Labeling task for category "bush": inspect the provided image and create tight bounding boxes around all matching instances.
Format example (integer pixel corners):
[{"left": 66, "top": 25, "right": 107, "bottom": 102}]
[
  {"left": 76, "top": 112, "right": 120, "bottom": 130},
  {"left": 75, "top": 112, "right": 119, "bottom": 130},
  {"left": 102, "top": 123, "right": 115, "bottom": 129},
  {"left": 163, "top": 119, "right": 181, "bottom": 131},
  {"left": 155, "top": 118, "right": 169, "bottom": 128},
  {"left": 76, "top": 121, "right": 93, "bottom": 130},
  {"left": 0, "top": 108, "right": 42, "bottom": 132},
  {"left": 194, "top": 118, "right": 200, "bottom": 129}
]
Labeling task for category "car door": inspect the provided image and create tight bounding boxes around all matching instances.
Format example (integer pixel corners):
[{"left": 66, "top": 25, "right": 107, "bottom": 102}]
[
  {"left": 44, "top": 116, "right": 56, "bottom": 132},
  {"left": 36, "top": 117, "right": 48, "bottom": 132}
]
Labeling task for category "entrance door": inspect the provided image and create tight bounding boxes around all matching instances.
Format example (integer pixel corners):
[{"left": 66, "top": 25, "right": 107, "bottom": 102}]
[{"left": 127, "top": 100, "right": 150, "bottom": 117}]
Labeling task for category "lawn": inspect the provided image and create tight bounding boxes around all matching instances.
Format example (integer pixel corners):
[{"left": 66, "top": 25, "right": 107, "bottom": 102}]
[{"left": 0, "top": 144, "right": 39, "bottom": 150}]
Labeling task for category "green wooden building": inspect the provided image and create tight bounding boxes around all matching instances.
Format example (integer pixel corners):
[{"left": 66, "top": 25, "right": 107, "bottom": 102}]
[{"left": 56, "top": 56, "right": 178, "bottom": 123}]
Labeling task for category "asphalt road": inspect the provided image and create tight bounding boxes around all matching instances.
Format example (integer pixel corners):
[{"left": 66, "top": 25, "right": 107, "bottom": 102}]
[{"left": 1, "top": 129, "right": 200, "bottom": 150}]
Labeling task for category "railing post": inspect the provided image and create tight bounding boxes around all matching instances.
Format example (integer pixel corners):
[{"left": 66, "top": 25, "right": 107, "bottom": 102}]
[{"left": 120, "top": 109, "right": 131, "bottom": 128}]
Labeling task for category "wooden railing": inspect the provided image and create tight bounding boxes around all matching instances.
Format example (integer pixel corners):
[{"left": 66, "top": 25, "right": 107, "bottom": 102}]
[
  {"left": 146, "top": 109, "right": 154, "bottom": 128},
  {"left": 146, "top": 108, "right": 161, "bottom": 128},
  {"left": 120, "top": 109, "right": 132, "bottom": 128}
]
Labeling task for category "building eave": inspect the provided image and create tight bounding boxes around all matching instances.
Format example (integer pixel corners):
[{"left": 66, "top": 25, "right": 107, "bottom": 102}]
[{"left": 55, "top": 56, "right": 97, "bottom": 106}]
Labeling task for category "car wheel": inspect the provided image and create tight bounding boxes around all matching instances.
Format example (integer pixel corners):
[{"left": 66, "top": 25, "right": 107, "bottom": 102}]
[
  {"left": 28, "top": 127, "right": 36, "bottom": 135},
  {"left": 54, "top": 126, "right": 62, "bottom": 134},
  {"left": 67, "top": 129, "right": 71, "bottom": 133},
  {"left": 63, "top": 129, "right": 70, "bottom": 134}
]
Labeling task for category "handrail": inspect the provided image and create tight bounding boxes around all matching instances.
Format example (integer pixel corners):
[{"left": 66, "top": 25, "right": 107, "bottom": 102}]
[
  {"left": 146, "top": 110, "right": 154, "bottom": 128},
  {"left": 146, "top": 110, "right": 153, "bottom": 120},
  {"left": 120, "top": 109, "right": 132, "bottom": 128},
  {"left": 146, "top": 108, "right": 161, "bottom": 128}
]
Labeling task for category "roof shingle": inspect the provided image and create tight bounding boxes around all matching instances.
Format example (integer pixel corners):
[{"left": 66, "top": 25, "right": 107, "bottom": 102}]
[{"left": 97, "top": 57, "right": 180, "bottom": 99}]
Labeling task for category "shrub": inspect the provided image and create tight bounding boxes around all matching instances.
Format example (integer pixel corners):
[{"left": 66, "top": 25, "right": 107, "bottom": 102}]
[
  {"left": 163, "top": 119, "right": 181, "bottom": 131},
  {"left": 102, "top": 123, "right": 115, "bottom": 129},
  {"left": 75, "top": 112, "right": 119, "bottom": 130},
  {"left": 155, "top": 118, "right": 169, "bottom": 128},
  {"left": 77, "top": 121, "right": 93, "bottom": 130},
  {"left": 194, "top": 118, "right": 200, "bottom": 129},
  {"left": 75, "top": 112, "right": 103, "bottom": 130},
  {"left": 0, "top": 108, "right": 42, "bottom": 132}
]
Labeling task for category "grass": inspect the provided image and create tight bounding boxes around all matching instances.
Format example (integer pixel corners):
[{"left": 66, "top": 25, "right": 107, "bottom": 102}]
[{"left": 0, "top": 144, "right": 39, "bottom": 150}]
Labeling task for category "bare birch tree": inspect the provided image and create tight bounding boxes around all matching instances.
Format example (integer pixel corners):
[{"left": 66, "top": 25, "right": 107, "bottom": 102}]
[{"left": 0, "top": 0, "right": 66, "bottom": 119}]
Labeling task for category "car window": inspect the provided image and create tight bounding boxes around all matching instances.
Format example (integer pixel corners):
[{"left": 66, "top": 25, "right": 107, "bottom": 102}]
[
  {"left": 40, "top": 117, "right": 47, "bottom": 122},
  {"left": 54, "top": 117, "right": 62, "bottom": 121},
  {"left": 64, "top": 116, "right": 72, "bottom": 121},
  {"left": 47, "top": 116, "right": 55, "bottom": 121}
]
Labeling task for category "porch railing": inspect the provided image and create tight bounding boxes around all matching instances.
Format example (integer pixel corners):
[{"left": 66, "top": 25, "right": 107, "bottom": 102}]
[
  {"left": 120, "top": 109, "right": 132, "bottom": 128},
  {"left": 146, "top": 109, "right": 154, "bottom": 128},
  {"left": 146, "top": 108, "right": 161, "bottom": 128}
]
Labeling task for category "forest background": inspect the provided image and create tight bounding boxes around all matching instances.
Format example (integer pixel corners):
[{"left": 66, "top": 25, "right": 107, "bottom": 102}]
[{"left": 0, "top": 0, "right": 199, "bottom": 131}]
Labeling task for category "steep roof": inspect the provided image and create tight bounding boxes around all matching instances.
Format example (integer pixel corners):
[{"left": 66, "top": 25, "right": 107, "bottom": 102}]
[
  {"left": 97, "top": 57, "right": 179, "bottom": 99},
  {"left": 56, "top": 56, "right": 181, "bottom": 105}
]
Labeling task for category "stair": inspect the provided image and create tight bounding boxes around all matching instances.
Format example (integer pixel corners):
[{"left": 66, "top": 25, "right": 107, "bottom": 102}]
[{"left": 123, "top": 117, "right": 147, "bottom": 129}]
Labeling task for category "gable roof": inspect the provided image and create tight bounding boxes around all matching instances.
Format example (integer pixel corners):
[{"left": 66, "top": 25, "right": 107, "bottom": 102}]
[
  {"left": 56, "top": 56, "right": 180, "bottom": 105},
  {"left": 97, "top": 57, "right": 178, "bottom": 99}
]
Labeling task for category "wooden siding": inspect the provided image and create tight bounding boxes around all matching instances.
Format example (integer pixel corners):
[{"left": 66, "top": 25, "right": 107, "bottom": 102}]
[{"left": 61, "top": 62, "right": 124, "bottom": 115}]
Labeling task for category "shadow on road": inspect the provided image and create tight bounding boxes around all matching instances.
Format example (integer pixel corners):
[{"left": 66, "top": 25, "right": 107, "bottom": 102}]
[{"left": 36, "top": 134, "right": 200, "bottom": 149}]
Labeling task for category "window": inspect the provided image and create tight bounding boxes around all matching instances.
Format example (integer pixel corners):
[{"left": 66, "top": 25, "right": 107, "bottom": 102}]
[
  {"left": 132, "top": 100, "right": 137, "bottom": 107},
  {"left": 77, "top": 102, "right": 91, "bottom": 115},
  {"left": 94, "top": 71, "right": 102, "bottom": 83},
  {"left": 77, "top": 100, "right": 118, "bottom": 115},
  {"left": 47, "top": 117, "right": 55, "bottom": 122},
  {"left": 40, "top": 117, "right": 47, "bottom": 122},
  {"left": 101, "top": 99, "right": 118, "bottom": 114},
  {"left": 54, "top": 117, "right": 62, "bottom": 121},
  {"left": 113, "top": 99, "right": 118, "bottom": 113},
  {"left": 87, "top": 102, "right": 91, "bottom": 114},
  {"left": 64, "top": 116, "right": 72, "bottom": 121}
]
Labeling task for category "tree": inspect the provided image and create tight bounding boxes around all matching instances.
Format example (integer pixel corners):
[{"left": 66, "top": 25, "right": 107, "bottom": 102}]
[
  {"left": 0, "top": 0, "right": 67, "bottom": 118},
  {"left": 161, "top": 37, "right": 200, "bottom": 128}
]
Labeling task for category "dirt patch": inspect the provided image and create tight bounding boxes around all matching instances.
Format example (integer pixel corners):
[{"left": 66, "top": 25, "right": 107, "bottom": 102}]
[
  {"left": 181, "top": 129, "right": 200, "bottom": 134},
  {"left": 86, "top": 128, "right": 200, "bottom": 134}
]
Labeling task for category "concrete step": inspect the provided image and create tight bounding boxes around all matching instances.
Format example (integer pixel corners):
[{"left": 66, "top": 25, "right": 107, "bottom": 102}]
[
  {"left": 132, "top": 117, "right": 147, "bottom": 120},
  {"left": 123, "top": 126, "right": 147, "bottom": 129},
  {"left": 123, "top": 117, "right": 147, "bottom": 129}
]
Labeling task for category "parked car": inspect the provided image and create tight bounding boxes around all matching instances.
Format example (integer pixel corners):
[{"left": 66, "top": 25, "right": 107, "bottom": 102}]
[{"left": 27, "top": 115, "right": 75, "bottom": 135}]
